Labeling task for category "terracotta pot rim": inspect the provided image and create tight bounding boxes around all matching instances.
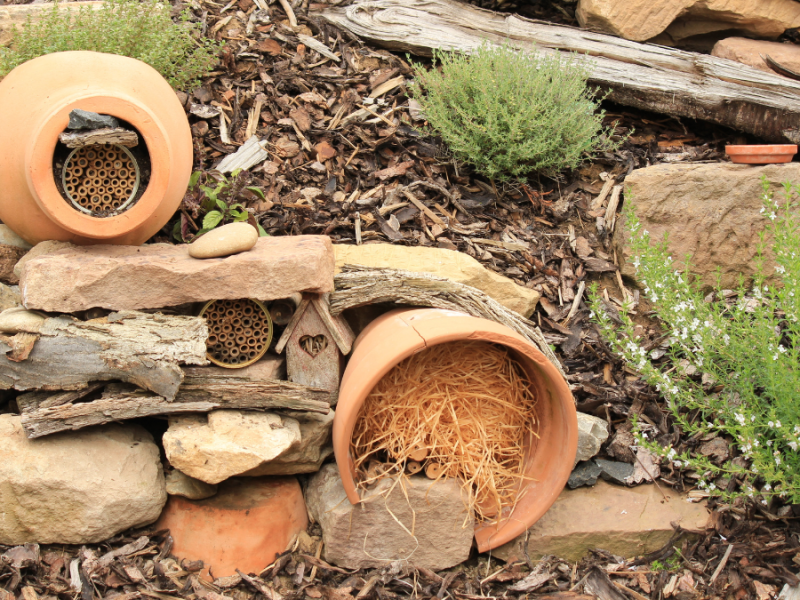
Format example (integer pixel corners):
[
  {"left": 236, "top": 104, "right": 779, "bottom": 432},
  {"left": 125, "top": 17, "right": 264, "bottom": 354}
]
[
  {"left": 28, "top": 92, "right": 171, "bottom": 239},
  {"left": 725, "top": 144, "right": 798, "bottom": 153},
  {"left": 333, "top": 308, "right": 578, "bottom": 553}
]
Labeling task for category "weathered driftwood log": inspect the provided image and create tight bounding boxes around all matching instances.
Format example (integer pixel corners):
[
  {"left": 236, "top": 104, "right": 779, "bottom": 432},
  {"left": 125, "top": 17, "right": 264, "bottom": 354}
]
[
  {"left": 316, "top": 0, "right": 800, "bottom": 142},
  {"left": 18, "top": 371, "right": 334, "bottom": 438},
  {"left": 58, "top": 127, "right": 139, "bottom": 148},
  {"left": 0, "top": 2, "right": 104, "bottom": 46},
  {"left": 331, "top": 265, "right": 563, "bottom": 374},
  {"left": 0, "top": 311, "right": 208, "bottom": 400}
]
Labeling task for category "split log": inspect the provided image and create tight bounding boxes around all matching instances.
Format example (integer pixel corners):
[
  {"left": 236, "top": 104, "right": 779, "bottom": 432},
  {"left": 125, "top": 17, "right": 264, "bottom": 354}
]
[
  {"left": 316, "top": 0, "right": 800, "bottom": 142},
  {"left": 18, "top": 371, "right": 334, "bottom": 438},
  {"left": 330, "top": 265, "right": 563, "bottom": 375},
  {"left": 0, "top": 311, "right": 208, "bottom": 400},
  {"left": 58, "top": 128, "right": 139, "bottom": 149},
  {"left": 0, "top": 2, "right": 104, "bottom": 47}
]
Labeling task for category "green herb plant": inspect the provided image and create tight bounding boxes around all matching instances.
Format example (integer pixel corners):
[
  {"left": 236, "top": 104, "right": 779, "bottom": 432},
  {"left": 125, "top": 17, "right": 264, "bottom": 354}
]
[
  {"left": 175, "top": 169, "right": 268, "bottom": 242},
  {"left": 409, "top": 42, "right": 621, "bottom": 184},
  {"left": 589, "top": 177, "right": 800, "bottom": 505},
  {"left": 0, "top": 0, "right": 221, "bottom": 90}
]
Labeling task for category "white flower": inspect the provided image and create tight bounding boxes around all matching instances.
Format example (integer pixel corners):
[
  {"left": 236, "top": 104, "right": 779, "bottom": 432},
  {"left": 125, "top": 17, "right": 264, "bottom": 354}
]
[
  {"left": 776, "top": 265, "right": 786, "bottom": 274},
  {"left": 776, "top": 420, "right": 782, "bottom": 428},
  {"left": 764, "top": 483, "right": 772, "bottom": 491}
]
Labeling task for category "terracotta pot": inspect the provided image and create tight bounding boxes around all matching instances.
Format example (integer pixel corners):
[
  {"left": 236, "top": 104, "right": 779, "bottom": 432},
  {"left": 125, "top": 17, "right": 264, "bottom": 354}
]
[
  {"left": 155, "top": 476, "right": 308, "bottom": 578},
  {"left": 0, "top": 51, "right": 192, "bottom": 245},
  {"left": 725, "top": 144, "right": 797, "bottom": 164},
  {"left": 333, "top": 308, "right": 578, "bottom": 553}
]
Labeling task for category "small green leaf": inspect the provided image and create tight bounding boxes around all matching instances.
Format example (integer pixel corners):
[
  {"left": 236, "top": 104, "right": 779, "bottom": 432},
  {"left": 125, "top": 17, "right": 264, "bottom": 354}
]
[
  {"left": 202, "top": 210, "right": 224, "bottom": 229},
  {"left": 246, "top": 186, "right": 266, "bottom": 200},
  {"left": 172, "top": 220, "right": 184, "bottom": 242},
  {"left": 188, "top": 171, "right": 202, "bottom": 189},
  {"left": 216, "top": 199, "right": 228, "bottom": 212},
  {"left": 257, "top": 223, "right": 269, "bottom": 237}
]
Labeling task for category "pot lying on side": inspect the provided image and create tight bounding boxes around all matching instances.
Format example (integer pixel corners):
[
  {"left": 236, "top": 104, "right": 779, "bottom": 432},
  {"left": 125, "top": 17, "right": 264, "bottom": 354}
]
[
  {"left": 0, "top": 51, "right": 192, "bottom": 246},
  {"left": 333, "top": 308, "right": 578, "bottom": 553}
]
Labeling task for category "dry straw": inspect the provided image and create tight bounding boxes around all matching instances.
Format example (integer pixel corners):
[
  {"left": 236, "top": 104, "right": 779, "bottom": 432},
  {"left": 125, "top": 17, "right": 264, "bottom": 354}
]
[{"left": 351, "top": 340, "right": 538, "bottom": 522}]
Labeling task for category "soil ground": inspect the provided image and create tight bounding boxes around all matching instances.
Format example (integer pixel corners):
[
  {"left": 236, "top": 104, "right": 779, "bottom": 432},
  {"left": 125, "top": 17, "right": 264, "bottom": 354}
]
[{"left": 2, "top": 0, "right": 800, "bottom": 598}]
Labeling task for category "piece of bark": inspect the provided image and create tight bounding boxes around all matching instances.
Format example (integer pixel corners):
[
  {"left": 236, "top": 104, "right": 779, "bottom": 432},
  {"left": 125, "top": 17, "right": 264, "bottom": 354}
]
[
  {"left": 58, "top": 128, "right": 139, "bottom": 149},
  {"left": 0, "top": 311, "right": 208, "bottom": 400},
  {"left": 316, "top": 0, "right": 800, "bottom": 142},
  {"left": 331, "top": 265, "right": 563, "bottom": 375},
  {"left": 19, "top": 374, "right": 334, "bottom": 438},
  {"left": 0, "top": 244, "right": 26, "bottom": 284},
  {"left": 16, "top": 383, "right": 106, "bottom": 412}
]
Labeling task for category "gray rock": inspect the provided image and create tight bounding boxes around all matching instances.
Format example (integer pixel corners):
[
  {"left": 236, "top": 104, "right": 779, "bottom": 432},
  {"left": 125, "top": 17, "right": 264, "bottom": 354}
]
[
  {"left": 242, "top": 409, "right": 333, "bottom": 476},
  {"left": 575, "top": 412, "right": 609, "bottom": 466},
  {"left": 595, "top": 458, "right": 634, "bottom": 485},
  {"left": 305, "top": 464, "right": 473, "bottom": 570},
  {"left": 67, "top": 109, "right": 119, "bottom": 130},
  {"left": 164, "top": 409, "right": 333, "bottom": 484},
  {"left": 166, "top": 470, "right": 218, "bottom": 500},
  {"left": 567, "top": 460, "right": 602, "bottom": 489},
  {"left": 0, "top": 283, "right": 20, "bottom": 312},
  {"left": 0, "top": 414, "right": 166, "bottom": 544},
  {"left": 0, "top": 226, "right": 31, "bottom": 250}
]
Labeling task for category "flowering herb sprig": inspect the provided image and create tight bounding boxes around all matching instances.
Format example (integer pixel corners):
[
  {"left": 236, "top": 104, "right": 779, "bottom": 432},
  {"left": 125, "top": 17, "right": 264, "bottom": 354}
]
[{"left": 590, "top": 177, "right": 800, "bottom": 504}]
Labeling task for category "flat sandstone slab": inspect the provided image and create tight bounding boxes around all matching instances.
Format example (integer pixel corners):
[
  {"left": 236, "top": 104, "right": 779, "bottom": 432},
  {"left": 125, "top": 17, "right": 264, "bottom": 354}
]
[
  {"left": 20, "top": 236, "right": 334, "bottom": 312},
  {"left": 493, "top": 480, "right": 709, "bottom": 563}
]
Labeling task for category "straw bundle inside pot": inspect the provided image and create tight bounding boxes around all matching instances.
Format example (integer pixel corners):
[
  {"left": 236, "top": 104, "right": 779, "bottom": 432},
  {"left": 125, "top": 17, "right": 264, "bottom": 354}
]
[{"left": 351, "top": 341, "right": 538, "bottom": 522}]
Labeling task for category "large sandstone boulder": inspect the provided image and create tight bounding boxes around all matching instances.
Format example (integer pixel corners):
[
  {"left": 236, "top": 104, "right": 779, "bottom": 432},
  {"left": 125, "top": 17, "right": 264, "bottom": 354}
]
[
  {"left": 494, "top": 480, "right": 708, "bottom": 562},
  {"left": 306, "top": 464, "right": 474, "bottom": 570},
  {"left": 576, "top": 0, "right": 800, "bottom": 43},
  {"left": 334, "top": 243, "right": 540, "bottom": 317},
  {"left": 712, "top": 37, "right": 800, "bottom": 76},
  {"left": 164, "top": 409, "right": 333, "bottom": 484},
  {"left": 19, "top": 236, "right": 334, "bottom": 312},
  {"left": 616, "top": 163, "right": 800, "bottom": 289},
  {"left": 0, "top": 415, "right": 166, "bottom": 544}
]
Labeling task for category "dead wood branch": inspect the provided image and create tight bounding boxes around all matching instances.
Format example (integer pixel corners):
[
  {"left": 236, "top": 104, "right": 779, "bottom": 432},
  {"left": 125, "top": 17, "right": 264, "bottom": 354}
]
[
  {"left": 330, "top": 265, "right": 563, "bottom": 375},
  {"left": 59, "top": 128, "right": 139, "bottom": 148},
  {"left": 316, "top": 0, "right": 800, "bottom": 141},
  {"left": 0, "top": 311, "right": 208, "bottom": 400},
  {"left": 19, "top": 369, "right": 334, "bottom": 438}
]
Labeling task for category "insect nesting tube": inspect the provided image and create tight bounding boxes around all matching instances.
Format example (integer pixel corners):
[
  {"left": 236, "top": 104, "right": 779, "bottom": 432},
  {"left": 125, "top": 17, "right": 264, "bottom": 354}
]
[
  {"left": 60, "top": 143, "right": 140, "bottom": 216},
  {"left": 199, "top": 298, "right": 274, "bottom": 368},
  {"left": 350, "top": 340, "right": 539, "bottom": 524}
]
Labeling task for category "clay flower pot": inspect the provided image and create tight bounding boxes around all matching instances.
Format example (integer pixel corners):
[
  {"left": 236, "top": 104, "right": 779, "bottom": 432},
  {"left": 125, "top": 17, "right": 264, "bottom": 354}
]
[
  {"left": 725, "top": 144, "right": 797, "bottom": 164},
  {"left": 333, "top": 308, "right": 578, "bottom": 553},
  {"left": 0, "top": 51, "right": 192, "bottom": 245}
]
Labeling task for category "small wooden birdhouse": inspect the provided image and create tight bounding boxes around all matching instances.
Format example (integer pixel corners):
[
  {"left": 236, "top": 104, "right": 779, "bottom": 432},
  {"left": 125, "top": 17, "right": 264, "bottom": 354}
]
[{"left": 274, "top": 293, "right": 354, "bottom": 392}]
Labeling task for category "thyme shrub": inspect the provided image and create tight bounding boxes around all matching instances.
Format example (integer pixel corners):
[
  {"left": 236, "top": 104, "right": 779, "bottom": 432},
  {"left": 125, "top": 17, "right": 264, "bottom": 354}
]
[
  {"left": 409, "top": 42, "right": 619, "bottom": 183},
  {"left": 590, "top": 178, "right": 800, "bottom": 504},
  {"left": 0, "top": 0, "right": 221, "bottom": 90}
]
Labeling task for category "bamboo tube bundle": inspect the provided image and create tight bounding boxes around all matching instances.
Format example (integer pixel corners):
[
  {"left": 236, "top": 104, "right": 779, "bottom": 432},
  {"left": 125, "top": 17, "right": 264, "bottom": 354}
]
[
  {"left": 200, "top": 298, "right": 274, "bottom": 368},
  {"left": 62, "top": 144, "right": 137, "bottom": 213},
  {"left": 351, "top": 341, "right": 539, "bottom": 522}
]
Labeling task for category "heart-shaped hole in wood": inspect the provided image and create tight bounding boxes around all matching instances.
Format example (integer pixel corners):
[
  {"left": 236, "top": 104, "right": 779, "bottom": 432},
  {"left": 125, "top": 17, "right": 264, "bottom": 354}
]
[{"left": 299, "top": 334, "right": 328, "bottom": 357}]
